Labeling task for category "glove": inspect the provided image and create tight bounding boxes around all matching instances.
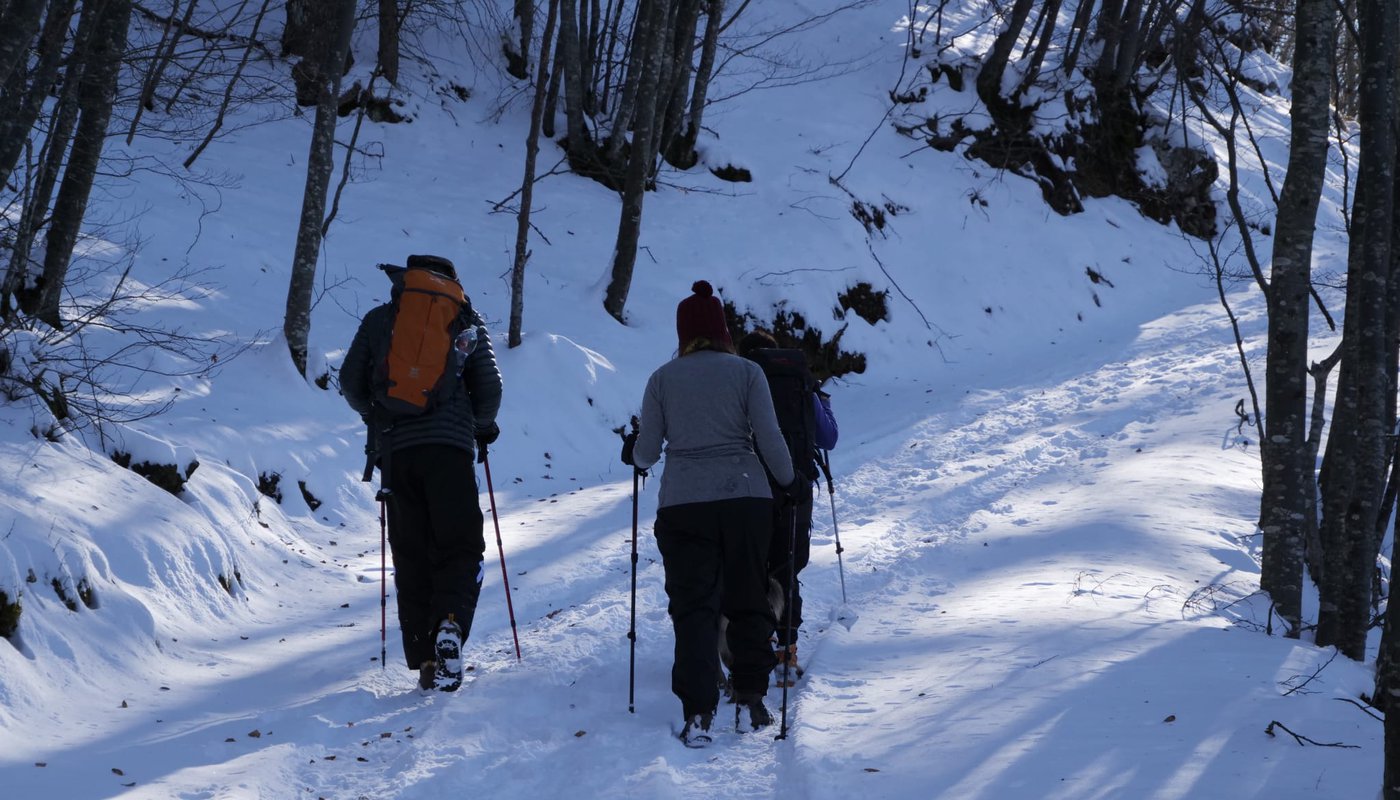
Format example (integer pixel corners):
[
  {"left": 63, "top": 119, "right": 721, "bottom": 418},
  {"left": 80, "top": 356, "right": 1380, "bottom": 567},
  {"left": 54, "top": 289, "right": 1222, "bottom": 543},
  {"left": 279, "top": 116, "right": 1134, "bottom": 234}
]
[
  {"left": 620, "top": 430, "right": 638, "bottom": 467},
  {"left": 775, "top": 482, "right": 799, "bottom": 509},
  {"left": 476, "top": 422, "right": 500, "bottom": 464}
]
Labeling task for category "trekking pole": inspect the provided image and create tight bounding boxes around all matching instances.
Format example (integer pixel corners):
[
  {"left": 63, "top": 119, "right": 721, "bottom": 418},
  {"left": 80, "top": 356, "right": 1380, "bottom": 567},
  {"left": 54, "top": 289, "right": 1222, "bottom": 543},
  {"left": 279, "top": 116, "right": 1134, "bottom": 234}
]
[
  {"left": 628, "top": 463, "right": 640, "bottom": 713},
  {"left": 377, "top": 490, "right": 389, "bottom": 670},
  {"left": 776, "top": 502, "right": 798, "bottom": 741},
  {"left": 482, "top": 452, "right": 523, "bottom": 661},
  {"left": 818, "top": 450, "right": 847, "bottom": 605},
  {"left": 625, "top": 416, "right": 643, "bottom": 713}
]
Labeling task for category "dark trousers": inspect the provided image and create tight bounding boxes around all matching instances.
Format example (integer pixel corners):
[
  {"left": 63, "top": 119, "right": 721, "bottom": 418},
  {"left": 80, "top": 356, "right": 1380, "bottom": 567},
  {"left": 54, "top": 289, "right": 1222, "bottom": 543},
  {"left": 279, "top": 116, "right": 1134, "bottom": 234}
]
[
  {"left": 655, "top": 497, "right": 778, "bottom": 718},
  {"left": 769, "top": 479, "right": 813, "bottom": 647},
  {"left": 385, "top": 444, "right": 486, "bottom": 669}
]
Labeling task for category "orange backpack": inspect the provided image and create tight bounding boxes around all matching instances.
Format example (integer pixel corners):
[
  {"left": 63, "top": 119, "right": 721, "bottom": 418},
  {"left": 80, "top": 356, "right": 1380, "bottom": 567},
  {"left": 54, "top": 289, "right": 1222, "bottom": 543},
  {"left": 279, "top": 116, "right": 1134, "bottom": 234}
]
[{"left": 372, "top": 257, "right": 476, "bottom": 420}]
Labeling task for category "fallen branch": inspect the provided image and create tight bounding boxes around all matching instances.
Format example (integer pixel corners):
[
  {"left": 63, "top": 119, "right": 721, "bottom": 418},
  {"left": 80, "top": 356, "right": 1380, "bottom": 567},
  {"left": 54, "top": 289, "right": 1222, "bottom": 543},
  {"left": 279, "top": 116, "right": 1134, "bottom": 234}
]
[
  {"left": 1264, "top": 720, "right": 1360, "bottom": 748},
  {"left": 1333, "top": 696, "right": 1384, "bottom": 722}
]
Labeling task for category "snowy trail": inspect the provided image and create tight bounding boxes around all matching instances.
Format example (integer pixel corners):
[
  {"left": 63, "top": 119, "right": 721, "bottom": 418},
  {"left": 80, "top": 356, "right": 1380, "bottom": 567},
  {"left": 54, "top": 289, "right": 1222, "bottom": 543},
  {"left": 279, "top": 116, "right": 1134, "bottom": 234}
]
[
  {"left": 299, "top": 301, "right": 1252, "bottom": 799},
  {"left": 7, "top": 289, "right": 1379, "bottom": 800}
]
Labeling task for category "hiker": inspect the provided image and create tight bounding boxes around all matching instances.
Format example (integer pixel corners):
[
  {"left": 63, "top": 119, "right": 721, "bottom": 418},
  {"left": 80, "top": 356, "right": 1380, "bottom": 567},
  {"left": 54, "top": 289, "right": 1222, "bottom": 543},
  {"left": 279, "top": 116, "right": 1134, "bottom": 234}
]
[
  {"left": 340, "top": 254, "right": 502, "bottom": 692},
  {"left": 621, "top": 280, "right": 796, "bottom": 747},
  {"left": 738, "top": 330, "right": 838, "bottom": 687}
]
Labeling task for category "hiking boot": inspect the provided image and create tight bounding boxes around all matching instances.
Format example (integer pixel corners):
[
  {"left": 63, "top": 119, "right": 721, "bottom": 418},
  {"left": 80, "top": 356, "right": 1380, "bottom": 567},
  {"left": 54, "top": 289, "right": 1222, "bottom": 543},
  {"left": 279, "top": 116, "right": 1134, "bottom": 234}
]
[
  {"left": 432, "top": 615, "right": 464, "bottom": 692},
  {"left": 734, "top": 693, "right": 773, "bottom": 732},
  {"left": 773, "top": 644, "right": 803, "bottom": 687},
  {"left": 680, "top": 712, "right": 714, "bottom": 748},
  {"left": 417, "top": 660, "right": 437, "bottom": 691}
]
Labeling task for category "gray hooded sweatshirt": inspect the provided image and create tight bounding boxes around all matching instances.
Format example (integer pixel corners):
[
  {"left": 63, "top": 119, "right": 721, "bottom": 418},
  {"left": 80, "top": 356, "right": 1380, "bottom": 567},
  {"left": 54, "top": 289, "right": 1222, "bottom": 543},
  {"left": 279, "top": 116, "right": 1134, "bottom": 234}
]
[{"left": 633, "top": 350, "right": 795, "bottom": 508}]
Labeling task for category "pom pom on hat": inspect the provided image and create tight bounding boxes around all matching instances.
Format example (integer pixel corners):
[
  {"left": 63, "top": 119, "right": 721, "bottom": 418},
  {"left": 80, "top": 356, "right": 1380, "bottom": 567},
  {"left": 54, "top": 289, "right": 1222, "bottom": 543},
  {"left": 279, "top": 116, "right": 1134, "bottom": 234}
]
[{"left": 691, "top": 280, "right": 713, "bottom": 297}]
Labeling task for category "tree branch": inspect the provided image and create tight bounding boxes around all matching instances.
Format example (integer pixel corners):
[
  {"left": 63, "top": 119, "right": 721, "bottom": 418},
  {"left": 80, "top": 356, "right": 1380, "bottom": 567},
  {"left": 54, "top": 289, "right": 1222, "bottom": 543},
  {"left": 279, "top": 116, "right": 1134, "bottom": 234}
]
[{"left": 1264, "top": 720, "right": 1360, "bottom": 748}]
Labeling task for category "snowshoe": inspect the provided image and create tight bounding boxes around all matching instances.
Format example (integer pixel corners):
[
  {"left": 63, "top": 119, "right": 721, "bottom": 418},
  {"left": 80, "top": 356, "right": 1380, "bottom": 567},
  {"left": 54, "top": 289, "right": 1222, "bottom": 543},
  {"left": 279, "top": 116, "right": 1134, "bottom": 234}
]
[
  {"left": 432, "top": 615, "right": 464, "bottom": 692},
  {"left": 680, "top": 712, "right": 714, "bottom": 748}
]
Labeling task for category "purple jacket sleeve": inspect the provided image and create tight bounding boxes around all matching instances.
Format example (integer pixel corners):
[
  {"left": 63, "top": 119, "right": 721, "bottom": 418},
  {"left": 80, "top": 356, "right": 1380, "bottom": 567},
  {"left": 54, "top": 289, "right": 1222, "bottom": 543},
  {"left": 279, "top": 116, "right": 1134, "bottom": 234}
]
[{"left": 813, "top": 392, "right": 838, "bottom": 450}]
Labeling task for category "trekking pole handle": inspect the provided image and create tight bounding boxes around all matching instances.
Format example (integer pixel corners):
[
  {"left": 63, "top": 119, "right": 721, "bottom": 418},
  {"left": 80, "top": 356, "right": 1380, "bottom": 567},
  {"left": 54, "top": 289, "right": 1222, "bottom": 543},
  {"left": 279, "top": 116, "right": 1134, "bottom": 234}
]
[{"left": 818, "top": 449, "right": 835, "bottom": 495}]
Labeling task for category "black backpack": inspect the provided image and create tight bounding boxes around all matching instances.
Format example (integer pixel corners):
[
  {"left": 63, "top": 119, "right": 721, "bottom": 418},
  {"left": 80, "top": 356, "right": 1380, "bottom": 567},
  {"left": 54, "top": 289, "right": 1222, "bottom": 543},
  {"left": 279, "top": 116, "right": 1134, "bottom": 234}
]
[{"left": 749, "top": 348, "right": 819, "bottom": 482}]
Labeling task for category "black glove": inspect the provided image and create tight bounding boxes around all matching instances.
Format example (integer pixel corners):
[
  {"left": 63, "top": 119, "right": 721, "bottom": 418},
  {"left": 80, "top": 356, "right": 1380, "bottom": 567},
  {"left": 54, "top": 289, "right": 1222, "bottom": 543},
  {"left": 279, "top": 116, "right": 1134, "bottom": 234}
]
[
  {"left": 620, "top": 430, "right": 638, "bottom": 467},
  {"left": 476, "top": 422, "right": 500, "bottom": 463},
  {"left": 775, "top": 482, "right": 799, "bottom": 509}
]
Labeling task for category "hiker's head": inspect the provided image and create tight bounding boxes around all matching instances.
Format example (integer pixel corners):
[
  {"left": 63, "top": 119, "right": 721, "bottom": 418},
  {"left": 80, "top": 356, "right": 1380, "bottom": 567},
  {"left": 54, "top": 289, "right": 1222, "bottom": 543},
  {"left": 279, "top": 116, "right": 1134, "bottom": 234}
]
[
  {"left": 406, "top": 254, "right": 457, "bottom": 280},
  {"left": 676, "top": 280, "right": 734, "bottom": 355},
  {"left": 738, "top": 329, "right": 778, "bottom": 359}
]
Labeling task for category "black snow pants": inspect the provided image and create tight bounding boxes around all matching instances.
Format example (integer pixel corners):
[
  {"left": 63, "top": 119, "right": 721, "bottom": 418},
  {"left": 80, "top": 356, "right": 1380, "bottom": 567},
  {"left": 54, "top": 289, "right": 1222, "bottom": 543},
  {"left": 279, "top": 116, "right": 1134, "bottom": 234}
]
[
  {"left": 769, "top": 478, "right": 814, "bottom": 647},
  {"left": 655, "top": 497, "right": 778, "bottom": 718},
  {"left": 385, "top": 444, "right": 486, "bottom": 670}
]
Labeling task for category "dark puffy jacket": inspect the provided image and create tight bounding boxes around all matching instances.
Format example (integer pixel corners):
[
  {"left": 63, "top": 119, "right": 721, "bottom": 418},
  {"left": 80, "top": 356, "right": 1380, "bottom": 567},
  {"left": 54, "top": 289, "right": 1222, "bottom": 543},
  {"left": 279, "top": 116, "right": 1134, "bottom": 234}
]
[{"left": 341, "top": 303, "right": 502, "bottom": 456}]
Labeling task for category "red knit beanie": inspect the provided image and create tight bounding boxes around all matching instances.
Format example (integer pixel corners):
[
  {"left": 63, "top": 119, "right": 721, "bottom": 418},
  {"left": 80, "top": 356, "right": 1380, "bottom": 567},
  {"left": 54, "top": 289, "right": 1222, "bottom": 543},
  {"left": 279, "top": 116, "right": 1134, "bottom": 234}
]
[{"left": 676, "top": 280, "right": 732, "bottom": 352}]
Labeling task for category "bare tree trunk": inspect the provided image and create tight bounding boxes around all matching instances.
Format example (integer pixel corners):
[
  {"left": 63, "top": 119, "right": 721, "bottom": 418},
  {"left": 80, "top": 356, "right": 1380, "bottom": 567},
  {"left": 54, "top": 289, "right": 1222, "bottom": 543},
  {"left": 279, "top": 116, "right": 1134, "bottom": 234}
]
[
  {"left": 603, "top": 0, "right": 666, "bottom": 321},
  {"left": 1062, "top": 0, "right": 1099, "bottom": 77},
  {"left": 506, "top": 0, "right": 534, "bottom": 79},
  {"left": 32, "top": 0, "right": 131, "bottom": 330},
  {"left": 542, "top": 38, "right": 563, "bottom": 138},
  {"left": 1093, "top": 0, "right": 1127, "bottom": 77},
  {"left": 378, "top": 0, "right": 400, "bottom": 83},
  {"left": 1305, "top": 346, "right": 1343, "bottom": 583},
  {"left": 577, "top": 0, "right": 594, "bottom": 114},
  {"left": 604, "top": 1, "right": 652, "bottom": 168},
  {"left": 1109, "top": 0, "right": 1144, "bottom": 89},
  {"left": 596, "top": 0, "right": 626, "bottom": 112},
  {"left": 1316, "top": 0, "right": 1397, "bottom": 661},
  {"left": 658, "top": 0, "right": 702, "bottom": 167},
  {"left": 1258, "top": 0, "right": 1336, "bottom": 635},
  {"left": 584, "top": 0, "right": 601, "bottom": 113},
  {"left": 1018, "top": 0, "right": 1062, "bottom": 94},
  {"left": 1373, "top": 18, "right": 1400, "bottom": 736},
  {"left": 282, "top": 0, "right": 313, "bottom": 56},
  {"left": 0, "top": 0, "right": 45, "bottom": 88},
  {"left": 3, "top": 57, "right": 82, "bottom": 318},
  {"left": 509, "top": 0, "right": 562, "bottom": 348},
  {"left": 645, "top": 0, "right": 681, "bottom": 170},
  {"left": 558, "top": 0, "right": 594, "bottom": 165},
  {"left": 975, "top": 0, "right": 1036, "bottom": 115},
  {"left": 284, "top": 0, "right": 350, "bottom": 105},
  {"left": 0, "top": 0, "right": 78, "bottom": 191},
  {"left": 669, "top": 0, "right": 721, "bottom": 164},
  {"left": 284, "top": 0, "right": 357, "bottom": 376}
]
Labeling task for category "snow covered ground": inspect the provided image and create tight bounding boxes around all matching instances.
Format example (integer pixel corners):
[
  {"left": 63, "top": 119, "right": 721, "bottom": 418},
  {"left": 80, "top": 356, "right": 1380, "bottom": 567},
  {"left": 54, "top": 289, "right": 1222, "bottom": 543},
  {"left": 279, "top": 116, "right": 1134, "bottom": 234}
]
[{"left": 0, "top": 1, "right": 1382, "bottom": 798}]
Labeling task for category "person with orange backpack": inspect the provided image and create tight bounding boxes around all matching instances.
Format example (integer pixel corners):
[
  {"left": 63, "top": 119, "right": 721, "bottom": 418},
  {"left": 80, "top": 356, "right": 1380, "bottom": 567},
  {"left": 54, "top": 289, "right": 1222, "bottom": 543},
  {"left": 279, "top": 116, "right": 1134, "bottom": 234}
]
[{"left": 341, "top": 254, "right": 502, "bottom": 692}]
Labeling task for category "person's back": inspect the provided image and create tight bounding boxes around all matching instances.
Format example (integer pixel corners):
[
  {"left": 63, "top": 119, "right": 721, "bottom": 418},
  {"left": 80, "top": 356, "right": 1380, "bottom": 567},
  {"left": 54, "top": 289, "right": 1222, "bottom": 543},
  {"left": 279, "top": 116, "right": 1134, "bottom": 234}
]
[{"left": 636, "top": 349, "right": 792, "bottom": 507}]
